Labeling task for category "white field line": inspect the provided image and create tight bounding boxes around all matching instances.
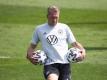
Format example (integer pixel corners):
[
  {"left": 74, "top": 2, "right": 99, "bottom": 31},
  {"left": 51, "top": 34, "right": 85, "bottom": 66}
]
[{"left": 0, "top": 56, "right": 11, "bottom": 59}]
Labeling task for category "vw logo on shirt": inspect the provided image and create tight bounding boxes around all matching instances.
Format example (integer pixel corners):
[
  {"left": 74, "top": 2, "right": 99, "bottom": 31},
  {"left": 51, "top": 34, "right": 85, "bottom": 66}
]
[{"left": 46, "top": 35, "right": 58, "bottom": 45}]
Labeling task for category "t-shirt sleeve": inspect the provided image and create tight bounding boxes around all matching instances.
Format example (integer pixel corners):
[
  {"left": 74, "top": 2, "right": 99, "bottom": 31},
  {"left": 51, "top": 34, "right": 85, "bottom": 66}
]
[
  {"left": 66, "top": 25, "right": 76, "bottom": 44},
  {"left": 31, "top": 28, "right": 39, "bottom": 45}
]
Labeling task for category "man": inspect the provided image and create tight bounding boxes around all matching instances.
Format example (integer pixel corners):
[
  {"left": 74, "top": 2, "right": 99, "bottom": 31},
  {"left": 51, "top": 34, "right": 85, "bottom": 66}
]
[{"left": 27, "top": 5, "right": 86, "bottom": 80}]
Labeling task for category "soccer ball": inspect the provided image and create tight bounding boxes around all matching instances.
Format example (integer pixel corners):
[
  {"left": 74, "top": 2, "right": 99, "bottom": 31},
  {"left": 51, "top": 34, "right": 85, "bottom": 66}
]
[
  {"left": 66, "top": 47, "right": 82, "bottom": 63},
  {"left": 32, "top": 50, "right": 47, "bottom": 64}
]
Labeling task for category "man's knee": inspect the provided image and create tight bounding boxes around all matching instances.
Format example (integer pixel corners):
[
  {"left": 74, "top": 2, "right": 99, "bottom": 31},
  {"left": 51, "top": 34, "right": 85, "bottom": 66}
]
[{"left": 47, "top": 73, "right": 58, "bottom": 80}]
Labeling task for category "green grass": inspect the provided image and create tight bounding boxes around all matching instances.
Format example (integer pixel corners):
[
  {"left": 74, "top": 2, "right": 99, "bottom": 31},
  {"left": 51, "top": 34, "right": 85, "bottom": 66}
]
[
  {"left": 0, "top": 5, "right": 107, "bottom": 25},
  {"left": 72, "top": 63, "right": 107, "bottom": 80},
  {"left": 0, "top": 0, "right": 107, "bottom": 80},
  {"left": 71, "top": 24, "right": 107, "bottom": 47},
  {"left": 0, "top": 58, "right": 44, "bottom": 80},
  {"left": 0, "top": 0, "right": 107, "bottom": 10}
]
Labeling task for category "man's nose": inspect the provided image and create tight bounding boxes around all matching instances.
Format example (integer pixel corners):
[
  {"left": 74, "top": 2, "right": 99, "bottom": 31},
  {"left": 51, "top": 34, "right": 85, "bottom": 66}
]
[{"left": 51, "top": 14, "right": 58, "bottom": 18}]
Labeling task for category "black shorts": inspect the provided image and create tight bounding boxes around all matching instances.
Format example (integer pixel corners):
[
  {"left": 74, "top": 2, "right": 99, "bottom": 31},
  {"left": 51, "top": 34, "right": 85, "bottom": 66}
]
[{"left": 43, "top": 63, "right": 71, "bottom": 80}]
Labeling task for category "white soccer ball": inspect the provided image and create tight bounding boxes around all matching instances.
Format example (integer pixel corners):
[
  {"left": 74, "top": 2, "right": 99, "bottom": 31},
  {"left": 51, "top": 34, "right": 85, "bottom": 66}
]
[
  {"left": 66, "top": 47, "right": 82, "bottom": 63},
  {"left": 32, "top": 50, "right": 47, "bottom": 64}
]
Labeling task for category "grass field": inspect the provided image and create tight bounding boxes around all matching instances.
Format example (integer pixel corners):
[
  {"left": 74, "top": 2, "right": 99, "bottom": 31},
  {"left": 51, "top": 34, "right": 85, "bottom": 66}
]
[
  {"left": 0, "top": 0, "right": 107, "bottom": 80},
  {"left": 0, "top": 0, "right": 107, "bottom": 10}
]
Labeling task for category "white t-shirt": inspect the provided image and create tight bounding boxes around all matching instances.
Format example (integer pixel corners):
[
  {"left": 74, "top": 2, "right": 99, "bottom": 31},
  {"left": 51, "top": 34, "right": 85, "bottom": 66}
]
[{"left": 31, "top": 23, "right": 76, "bottom": 65}]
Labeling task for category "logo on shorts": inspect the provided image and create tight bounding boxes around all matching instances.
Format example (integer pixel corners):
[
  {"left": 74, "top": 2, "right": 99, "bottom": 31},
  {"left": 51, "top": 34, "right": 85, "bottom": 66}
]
[{"left": 46, "top": 35, "right": 58, "bottom": 45}]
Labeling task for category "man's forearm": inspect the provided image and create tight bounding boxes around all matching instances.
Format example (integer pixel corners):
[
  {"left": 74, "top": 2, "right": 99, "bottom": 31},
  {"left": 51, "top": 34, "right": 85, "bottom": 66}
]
[{"left": 27, "top": 44, "right": 37, "bottom": 59}]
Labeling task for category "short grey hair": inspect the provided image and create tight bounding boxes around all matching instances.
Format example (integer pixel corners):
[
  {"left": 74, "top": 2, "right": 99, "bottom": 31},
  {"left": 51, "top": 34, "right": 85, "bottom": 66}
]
[{"left": 47, "top": 5, "right": 60, "bottom": 14}]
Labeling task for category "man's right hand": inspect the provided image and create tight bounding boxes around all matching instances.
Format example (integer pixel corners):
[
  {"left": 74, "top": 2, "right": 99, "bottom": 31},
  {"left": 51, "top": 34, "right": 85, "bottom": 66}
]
[
  {"left": 27, "top": 52, "right": 39, "bottom": 65},
  {"left": 26, "top": 44, "right": 39, "bottom": 65}
]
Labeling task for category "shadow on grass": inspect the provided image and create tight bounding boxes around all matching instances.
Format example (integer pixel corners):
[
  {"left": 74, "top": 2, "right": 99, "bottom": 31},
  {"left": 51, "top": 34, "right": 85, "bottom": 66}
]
[{"left": 85, "top": 47, "right": 107, "bottom": 50}]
